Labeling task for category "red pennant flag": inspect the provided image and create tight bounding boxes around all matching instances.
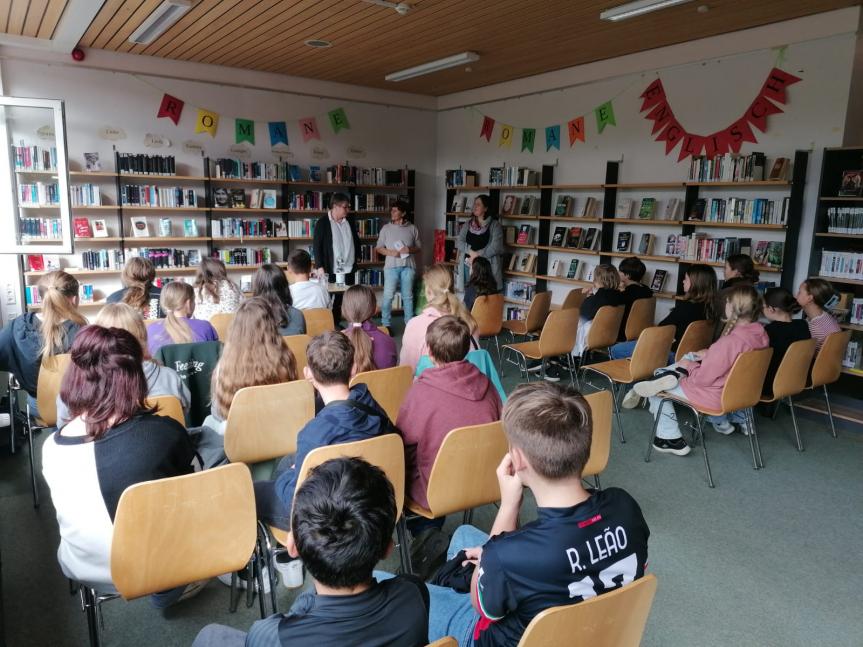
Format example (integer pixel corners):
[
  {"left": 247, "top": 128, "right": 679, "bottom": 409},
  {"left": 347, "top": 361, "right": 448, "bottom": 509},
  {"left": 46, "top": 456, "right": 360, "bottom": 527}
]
[
  {"left": 568, "top": 116, "right": 585, "bottom": 146},
  {"left": 480, "top": 116, "right": 495, "bottom": 142},
  {"left": 655, "top": 119, "right": 685, "bottom": 155},
  {"left": 646, "top": 101, "right": 675, "bottom": 135},
  {"left": 726, "top": 118, "right": 758, "bottom": 153},
  {"left": 640, "top": 78, "right": 666, "bottom": 112},
  {"left": 703, "top": 131, "right": 732, "bottom": 159},
  {"left": 745, "top": 95, "right": 783, "bottom": 133},
  {"left": 760, "top": 67, "right": 802, "bottom": 105},
  {"left": 678, "top": 133, "right": 705, "bottom": 162},
  {"left": 157, "top": 94, "right": 184, "bottom": 126}
]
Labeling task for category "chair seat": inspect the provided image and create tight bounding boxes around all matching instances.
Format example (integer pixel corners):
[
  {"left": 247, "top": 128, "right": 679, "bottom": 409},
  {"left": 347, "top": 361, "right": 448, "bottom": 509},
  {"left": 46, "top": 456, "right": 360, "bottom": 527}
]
[
  {"left": 503, "top": 341, "right": 542, "bottom": 360},
  {"left": 405, "top": 499, "right": 434, "bottom": 520},
  {"left": 582, "top": 359, "right": 634, "bottom": 383},
  {"left": 269, "top": 525, "right": 289, "bottom": 547},
  {"left": 501, "top": 320, "right": 528, "bottom": 334},
  {"left": 658, "top": 391, "right": 725, "bottom": 417}
]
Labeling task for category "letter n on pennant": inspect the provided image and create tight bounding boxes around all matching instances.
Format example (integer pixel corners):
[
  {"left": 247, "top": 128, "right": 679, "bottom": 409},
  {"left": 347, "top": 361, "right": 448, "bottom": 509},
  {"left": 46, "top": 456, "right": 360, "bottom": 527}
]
[
  {"left": 300, "top": 117, "right": 321, "bottom": 143},
  {"left": 568, "top": 117, "right": 585, "bottom": 147}
]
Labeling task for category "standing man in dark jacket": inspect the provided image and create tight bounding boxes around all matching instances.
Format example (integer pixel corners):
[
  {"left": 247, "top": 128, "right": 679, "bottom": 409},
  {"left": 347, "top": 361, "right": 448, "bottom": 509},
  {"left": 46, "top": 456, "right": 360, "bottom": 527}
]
[{"left": 313, "top": 192, "right": 361, "bottom": 323}]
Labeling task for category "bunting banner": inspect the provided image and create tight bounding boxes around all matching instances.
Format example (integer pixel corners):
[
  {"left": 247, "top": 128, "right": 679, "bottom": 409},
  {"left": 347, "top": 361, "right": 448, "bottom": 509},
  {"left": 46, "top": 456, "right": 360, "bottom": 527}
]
[
  {"left": 268, "top": 121, "right": 288, "bottom": 146},
  {"left": 299, "top": 117, "right": 321, "bottom": 142},
  {"left": 568, "top": 116, "right": 585, "bottom": 146},
  {"left": 545, "top": 125, "right": 560, "bottom": 151},
  {"left": 157, "top": 94, "right": 184, "bottom": 126},
  {"left": 640, "top": 66, "right": 800, "bottom": 161},
  {"left": 235, "top": 118, "right": 255, "bottom": 144},
  {"left": 195, "top": 108, "right": 219, "bottom": 137},
  {"left": 327, "top": 107, "right": 350, "bottom": 133},
  {"left": 521, "top": 128, "right": 536, "bottom": 153},
  {"left": 594, "top": 101, "right": 616, "bottom": 133},
  {"left": 480, "top": 116, "right": 495, "bottom": 142},
  {"left": 499, "top": 124, "right": 513, "bottom": 148}
]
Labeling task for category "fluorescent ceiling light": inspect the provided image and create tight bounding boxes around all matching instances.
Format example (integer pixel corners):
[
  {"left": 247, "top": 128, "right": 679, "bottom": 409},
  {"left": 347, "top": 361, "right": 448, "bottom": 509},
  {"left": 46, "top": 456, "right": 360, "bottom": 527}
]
[
  {"left": 600, "top": 0, "right": 693, "bottom": 21},
  {"left": 385, "top": 52, "right": 479, "bottom": 82},
  {"left": 129, "top": 0, "right": 192, "bottom": 44}
]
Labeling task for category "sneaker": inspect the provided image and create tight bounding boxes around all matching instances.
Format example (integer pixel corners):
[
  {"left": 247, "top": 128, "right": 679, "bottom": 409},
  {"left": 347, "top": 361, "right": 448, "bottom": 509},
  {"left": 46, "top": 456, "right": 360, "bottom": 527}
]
[
  {"left": 543, "top": 366, "right": 562, "bottom": 382},
  {"left": 177, "top": 579, "right": 209, "bottom": 603},
  {"left": 633, "top": 374, "right": 680, "bottom": 399},
  {"left": 273, "top": 555, "right": 305, "bottom": 589},
  {"left": 526, "top": 361, "right": 543, "bottom": 373},
  {"left": 217, "top": 567, "right": 271, "bottom": 594},
  {"left": 0, "top": 413, "right": 9, "bottom": 428},
  {"left": 621, "top": 389, "right": 642, "bottom": 410},
  {"left": 712, "top": 420, "right": 736, "bottom": 435},
  {"left": 652, "top": 437, "right": 691, "bottom": 456}
]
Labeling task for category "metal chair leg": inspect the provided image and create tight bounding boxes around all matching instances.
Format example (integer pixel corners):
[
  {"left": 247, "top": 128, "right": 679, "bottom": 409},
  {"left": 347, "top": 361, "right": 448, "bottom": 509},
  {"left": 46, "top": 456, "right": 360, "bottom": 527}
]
[
  {"left": 744, "top": 408, "right": 764, "bottom": 469},
  {"left": 611, "top": 381, "right": 626, "bottom": 444},
  {"left": 244, "top": 561, "right": 255, "bottom": 609},
  {"left": 493, "top": 335, "right": 501, "bottom": 367},
  {"left": 593, "top": 475, "right": 601, "bottom": 490},
  {"left": 252, "top": 545, "right": 267, "bottom": 619},
  {"left": 742, "top": 407, "right": 760, "bottom": 470},
  {"left": 7, "top": 383, "right": 15, "bottom": 455},
  {"left": 694, "top": 414, "right": 715, "bottom": 488},
  {"left": 257, "top": 522, "right": 279, "bottom": 614},
  {"left": 24, "top": 401, "right": 39, "bottom": 509},
  {"left": 229, "top": 571, "right": 240, "bottom": 613},
  {"left": 644, "top": 398, "right": 666, "bottom": 462},
  {"left": 463, "top": 508, "right": 474, "bottom": 525},
  {"left": 80, "top": 587, "right": 102, "bottom": 647},
  {"left": 396, "top": 516, "right": 413, "bottom": 575},
  {"left": 823, "top": 385, "right": 838, "bottom": 438},
  {"left": 787, "top": 396, "right": 804, "bottom": 452}
]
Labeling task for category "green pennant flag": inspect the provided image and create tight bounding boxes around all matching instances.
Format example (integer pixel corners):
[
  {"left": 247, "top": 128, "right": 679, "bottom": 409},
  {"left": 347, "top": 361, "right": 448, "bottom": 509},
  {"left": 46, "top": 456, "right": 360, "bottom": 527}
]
[
  {"left": 235, "top": 118, "right": 255, "bottom": 144},
  {"left": 595, "top": 101, "right": 616, "bottom": 133},
  {"left": 328, "top": 107, "right": 350, "bottom": 133},
  {"left": 521, "top": 128, "right": 536, "bottom": 153}
]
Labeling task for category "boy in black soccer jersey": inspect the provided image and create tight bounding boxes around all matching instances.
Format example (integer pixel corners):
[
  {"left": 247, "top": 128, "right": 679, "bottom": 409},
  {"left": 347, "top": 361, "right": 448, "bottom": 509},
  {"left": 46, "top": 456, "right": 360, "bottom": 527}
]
[{"left": 426, "top": 382, "right": 650, "bottom": 646}]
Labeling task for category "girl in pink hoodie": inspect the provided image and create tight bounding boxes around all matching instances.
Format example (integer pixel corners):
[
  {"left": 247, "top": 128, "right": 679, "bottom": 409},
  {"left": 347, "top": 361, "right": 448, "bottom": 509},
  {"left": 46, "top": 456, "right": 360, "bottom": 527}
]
[{"left": 634, "top": 284, "right": 768, "bottom": 456}]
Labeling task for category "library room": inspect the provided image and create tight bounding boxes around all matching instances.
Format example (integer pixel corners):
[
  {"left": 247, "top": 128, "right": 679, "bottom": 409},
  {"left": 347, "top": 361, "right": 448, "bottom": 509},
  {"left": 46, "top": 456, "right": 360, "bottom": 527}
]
[{"left": 0, "top": 1, "right": 860, "bottom": 646}]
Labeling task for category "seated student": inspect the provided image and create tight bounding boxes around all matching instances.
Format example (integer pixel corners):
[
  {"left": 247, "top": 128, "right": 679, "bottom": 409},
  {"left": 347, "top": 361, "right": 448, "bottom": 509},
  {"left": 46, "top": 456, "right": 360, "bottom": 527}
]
[
  {"left": 796, "top": 278, "right": 841, "bottom": 351},
  {"left": 464, "top": 256, "right": 500, "bottom": 312},
  {"left": 425, "top": 382, "right": 650, "bottom": 645},
  {"left": 253, "top": 263, "right": 306, "bottom": 336},
  {"left": 630, "top": 285, "right": 768, "bottom": 452},
  {"left": 611, "top": 264, "right": 717, "bottom": 360},
  {"left": 713, "top": 254, "right": 759, "bottom": 339},
  {"left": 192, "top": 457, "right": 430, "bottom": 647},
  {"left": 146, "top": 281, "right": 218, "bottom": 357},
  {"left": 616, "top": 256, "right": 654, "bottom": 342},
  {"left": 255, "top": 331, "right": 389, "bottom": 531},
  {"left": 287, "top": 249, "right": 331, "bottom": 310},
  {"left": 42, "top": 325, "right": 200, "bottom": 608},
  {"left": 193, "top": 257, "right": 243, "bottom": 322},
  {"left": 342, "top": 284, "right": 397, "bottom": 373},
  {"left": 0, "top": 270, "right": 86, "bottom": 419},
  {"left": 400, "top": 264, "right": 477, "bottom": 372},
  {"left": 106, "top": 257, "right": 162, "bottom": 319},
  {"left": 761, "top": 287, "right": 811, "bottom": 393},
  {"left": 398, "top": 316, "right": 502, "bottom": 524},
  {"left": 57, "top": 303, "right": 189, "bottom": 428}
]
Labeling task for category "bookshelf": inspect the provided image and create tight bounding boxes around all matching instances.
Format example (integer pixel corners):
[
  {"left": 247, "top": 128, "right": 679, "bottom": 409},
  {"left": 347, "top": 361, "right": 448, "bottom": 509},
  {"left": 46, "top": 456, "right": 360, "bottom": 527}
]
[{"left": 17, "top": 154, "right": 416, "bottom": 311}]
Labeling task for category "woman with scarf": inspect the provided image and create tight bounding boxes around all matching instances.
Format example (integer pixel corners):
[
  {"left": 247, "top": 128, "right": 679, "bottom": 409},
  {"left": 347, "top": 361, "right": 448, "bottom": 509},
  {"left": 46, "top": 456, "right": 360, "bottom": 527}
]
[{"left": 455, "top": 194, "right": 504, "bottom": 293}]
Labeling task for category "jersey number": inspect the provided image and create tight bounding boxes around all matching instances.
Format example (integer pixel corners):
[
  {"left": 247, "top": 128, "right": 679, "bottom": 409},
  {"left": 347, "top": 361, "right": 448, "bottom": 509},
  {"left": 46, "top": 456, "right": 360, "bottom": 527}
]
[{"left": 567, "top": 553, "right": 638, "bottom": 600}]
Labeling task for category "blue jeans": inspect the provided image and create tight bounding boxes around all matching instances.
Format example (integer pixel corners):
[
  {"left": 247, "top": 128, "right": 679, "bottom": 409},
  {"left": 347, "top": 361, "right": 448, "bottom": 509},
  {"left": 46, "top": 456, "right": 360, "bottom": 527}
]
[
  {"left": 426, "top": 525, "right": 489, "bottom": 646},
  {"left": 382, "top": 267, "right": 416, "bottom": 326},
  {"left": 609, "top": 340, "right": 637, "bottom": 360}
]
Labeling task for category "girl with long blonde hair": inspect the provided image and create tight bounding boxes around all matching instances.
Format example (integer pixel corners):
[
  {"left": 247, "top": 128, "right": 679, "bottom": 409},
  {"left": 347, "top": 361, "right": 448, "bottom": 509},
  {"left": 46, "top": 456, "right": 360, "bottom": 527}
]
[
  {"left": 146, "top": 281, "right": 218, "bottom": 357},
  {"left": 341, "top": 285, "right": 397, "bottom": 375},
  {"left": 107, "top": 257, "right": 161, "bottom": 320},
  {"left": 193, "top": 257, "right": 242, "bottom": 322},
  {"left": 399, "top": 264, "right": 477, "bottom": 371}
]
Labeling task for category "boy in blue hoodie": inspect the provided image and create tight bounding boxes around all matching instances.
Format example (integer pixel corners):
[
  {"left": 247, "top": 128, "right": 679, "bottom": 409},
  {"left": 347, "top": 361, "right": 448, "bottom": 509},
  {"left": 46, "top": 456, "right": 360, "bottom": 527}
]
[{"left": 255, "top": 330, "right": 390, "bottom": 529}]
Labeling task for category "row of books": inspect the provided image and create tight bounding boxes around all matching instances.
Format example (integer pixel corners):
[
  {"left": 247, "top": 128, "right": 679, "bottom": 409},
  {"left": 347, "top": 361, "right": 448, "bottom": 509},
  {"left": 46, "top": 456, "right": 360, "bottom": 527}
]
[
  {"left": 557, "top": 196, "right": 602, "bottom": 218},
  {"left": 73, "top": 217, "right": 112, "bottom": 238},
  {"left": 211, "top": 159, "right": 288, "bottom": 181},
  {"left": 687, "top": 152, "right": 770, "bottom": 182},
  {"left": 287, "top": 219, "right": 315, "bottom": 238},
  {"left": 848, "top": 298, "right": 863, "bottom": 325},
  {"left": 13, "top": 144, "right": 57, "bottom": 172},
  {"left": 357, "top": 245, "right": 379, "bottom": 263},
  {"left": 503, "top": 280, "right": 535, "bottom": 302},
  {"left": 121, "top": 186, "right": 198, "bottom": 208},
  {"left": 19, "top": 182, "right": 59, "bottom": 206},
  {"left": 319, "top": 165, "right": 408, "bottom": 186},
  {"left": 287, "top": 191, "right": 332, "bottom": 210},
  {"left": 26, "top": 283, "right": 95, "bottom": 305},
  {"left": 501, "top": 195, "right": 540, "bottom": 217},
  {"left": 128, "top": 217, "right": 198, "bottom": 238},
  {"left": 81, "top": 249, "right": 125, "bottom": 270},
  {"left": 667, "top": 234, "right": 784, "bottom": 267},
  {"left": 355, "top": 269, "right": 384, "bottom": 287},
  {"left": 213, "top": 247, "right": 273, "bottom": 266},
  {"left": 842, "top": 340, "right": 862, "bottom": 370},
  {"left": 825, "top": 207, "right": 863, "bottom": 234},
  {"left": 818, "top": 250, "right": 863, "bottom": 280},
  {"left": 508, "top": 251, "right": 537, "bottom": 274},
  {"left": 126, "top": 248, "right": 201, "bottom": 268},
  {"left": 547, "top": 258, "right": 586, "bottom": 280},
  {"left": 445, "top": 169, "right": 479, "bottom": 188},
  {"left": 20, "top": 217, "right": 61, "bottom": 238},
  {"left": 70, "top": 184, "right": 102, "bottom": 206},
  {"left": 355, "top": 217, "right": 382, "bottom": 237},
  {"left": 687, "top": 197, "right": 789, "bottom": 225},
  {"left": 118, "top": 153, "right": 176, "bottom": 176},
  {"left": 213, "top": 188, "right": 278, "bottom": 209},
  {"left": 212, "top": 218, "right": 282, "bottom": 238},
  {"left": 616, "top": 197, "right": 682, "bottom": 220},
  {"left": 353, "top": 193, "right": 401, "bottom": 212},
  {"left": 545, "top": 226, "right": 603, "bottom": 251},
  {"left": 489, "top": 166, "right": 538, "bottom": 186}
]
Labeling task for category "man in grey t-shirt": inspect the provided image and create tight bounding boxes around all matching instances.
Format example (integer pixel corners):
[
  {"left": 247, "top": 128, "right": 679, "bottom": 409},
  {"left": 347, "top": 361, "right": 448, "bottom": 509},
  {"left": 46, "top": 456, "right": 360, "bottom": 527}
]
[{"left": 375, "top": 200, "right": 422, "bottom": 327}]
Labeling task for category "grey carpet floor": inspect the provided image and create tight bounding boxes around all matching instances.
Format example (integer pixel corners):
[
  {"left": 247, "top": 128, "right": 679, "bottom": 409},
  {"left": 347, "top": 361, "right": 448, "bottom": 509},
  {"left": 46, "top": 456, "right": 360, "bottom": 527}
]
[{"left": 1, "top": 330, "right": 861, "bottom": 647}]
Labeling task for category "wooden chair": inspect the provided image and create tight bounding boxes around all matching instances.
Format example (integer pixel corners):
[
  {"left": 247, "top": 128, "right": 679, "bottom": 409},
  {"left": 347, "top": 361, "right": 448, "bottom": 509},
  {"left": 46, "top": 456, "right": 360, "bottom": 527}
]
[
  {"left": 580, "top": 326, "right": 675, "bottom": 443},
  {"left": 144, "top": 395, "right": 185, "bottom": 427},
  {"left": 472, "top": 293, "right": 505, "bottom": 363},
  {"left": 405, "top": 421, "right": 507, "bottom": 524},
  {"left": 303, "top": 308, "right": 335, "bottom": 336},
  {"left": 582, "top": 391, "right": 613, "bottom": 489},
  {"left": 350, "top": 365, "right": 413, "bottom": 424},
  {"left": 645, "top": 348, "right": 773, "bottom": 486},
  {"left": 805, "top": 330, "right": 851, "bottom": 439},
  {"left": 582, "top": 305, "right": 625, "bottom": 364},
  {"left": 674, "top": 320, "right": 713, "bottom": 362},
  {"left": 377, "top": 325, "right": 391, "bottom": 336},
  {"left": 516, "top": 574, "right": 658, "bottom": 647},
  {"left": 427, "top": 639, "right": 458, "bottom": 647},
  {"left": 209, "top": 312, "right": 235, "bottom": 339},
  {"left": 561, "top": 288, "right": 587, "bottom": 311},
  {"left": 624, "top": 297, "right": 656, "bottom": 341},
  {"left": 283, "top": 334, "right": 311, "bottom": 375},
  {"left": 501, "top": 291, "right": 551, "bottom": 341},
  {"left": 759, "top": 339, "right": 817, "bottom": 453},
  {"left": 502, "top": 309, "right": 580, "bottom": 384}
]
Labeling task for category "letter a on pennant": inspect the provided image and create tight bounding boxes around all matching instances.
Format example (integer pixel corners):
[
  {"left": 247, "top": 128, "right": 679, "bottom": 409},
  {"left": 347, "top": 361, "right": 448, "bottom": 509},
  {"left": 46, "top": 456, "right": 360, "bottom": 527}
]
[
  {"left": 480, "top": 116, "right": 495, "bottom": 142},
  {"left": 195, "top": 109, "right": 219, "bottom": 137},
  {"left": 499, "top": 124, "right": 513, "bottom": 149},
  {"left": 157, "top": 94, "right": 184, "bottom": 126},
  {"left": 300, "top": 117, "right": 321, "bottom": 143},
  {"left": 545, "top": 125, "right": 560, "bottom": 151},
  {"left": 568, "top": 117, "right": 585, "bottom": 146}
]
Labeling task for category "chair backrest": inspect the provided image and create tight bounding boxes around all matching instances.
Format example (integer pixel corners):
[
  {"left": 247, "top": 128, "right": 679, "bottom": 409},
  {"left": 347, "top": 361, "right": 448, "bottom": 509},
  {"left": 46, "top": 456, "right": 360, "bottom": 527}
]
[
  {"left": 304, "top": 308, "right": 336, "bottom": 337},
  {"left": 377, "top": 326, "right": 391, "bottom": 336},
  {"left": 629, "top": 325, "right": 676, "bottom": 382},
  {"left": 35, "top": 353, "right": 72, "bottom": 426},
  {"left": 111, "top": 463, "right": 256, "bottom": 600},
  {"left": 771, "top": 338, "right": 818, "bottom": 399},
  {"left": 538, "top": 308, "right": 581, "bottom": 357},
  {"left": 349, "top": 365, "right": 413, "bottom": 423},
  {"left": 524, "top": 291, "right": 552, "bottom": 334},
  {"left": 624, "top": 297, "right": 656, "bottom": 341},
  {"left": 516, "top": 574, "right": 658, "bottom": 647},
  {"left": 224, "top": 380, "right": 315, "bottom": 464},
  {"left": 586, "top": 305, "right": 625, "bottom": 351},
  {"left": 145, "top": 395, "right": 185, "bottom": 427},
  {"left": 810, "top": 330, "right": 852, "bottom": 388},
  {"left": 674, "top": 320, "right": 713, "bottom": 362},
  {"left": 209, "top": 312, "right": 235, "bottom": 339},
  {"left": 719, "top": 348, "right": 773, "bottom": 413},
  {"left": 472, "top": 293, "right": 505, "bottom": 337},
  {"left": 427, "top": 639, "right": 458, "bottom": 647},
  {"left": 423, "top": 421, "right": 507, "bottom": 518},
  {"left": 582, "top": 390, "right": 612, "bottom": 478},
  {"left": 295, "top": 434, "right": 405, "bottom": 515},
  {"left": 561, "top": 289, "right": 587, "bottom": 311},
  {"left": 283, "top": 334, "right": 311, "bottom": 375}
]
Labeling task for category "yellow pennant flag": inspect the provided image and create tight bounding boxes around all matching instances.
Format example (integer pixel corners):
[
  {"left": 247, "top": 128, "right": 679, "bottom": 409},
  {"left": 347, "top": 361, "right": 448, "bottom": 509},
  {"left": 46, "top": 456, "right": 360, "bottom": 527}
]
[
  {"left": 195, "top": 108, "right": 219, "bottom": 137},
  {"left": 499, "top": 124, "right": 514, "bottom": 148}
]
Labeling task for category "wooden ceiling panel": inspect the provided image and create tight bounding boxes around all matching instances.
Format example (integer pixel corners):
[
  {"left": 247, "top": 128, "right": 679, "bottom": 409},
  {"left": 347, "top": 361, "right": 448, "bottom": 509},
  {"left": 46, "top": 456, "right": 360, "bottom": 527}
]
[
  {"left": 73, "top": 0, "right": 861, "bottom": 96},
  {"left": 7, "top": 0, "right": 29, "bottom": 34},
  {"left": 37, "top": 0, "right": 68, "bottom": 38},
  {"left": 22, "top": 0, "right": 48, "bottom": 37}
]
